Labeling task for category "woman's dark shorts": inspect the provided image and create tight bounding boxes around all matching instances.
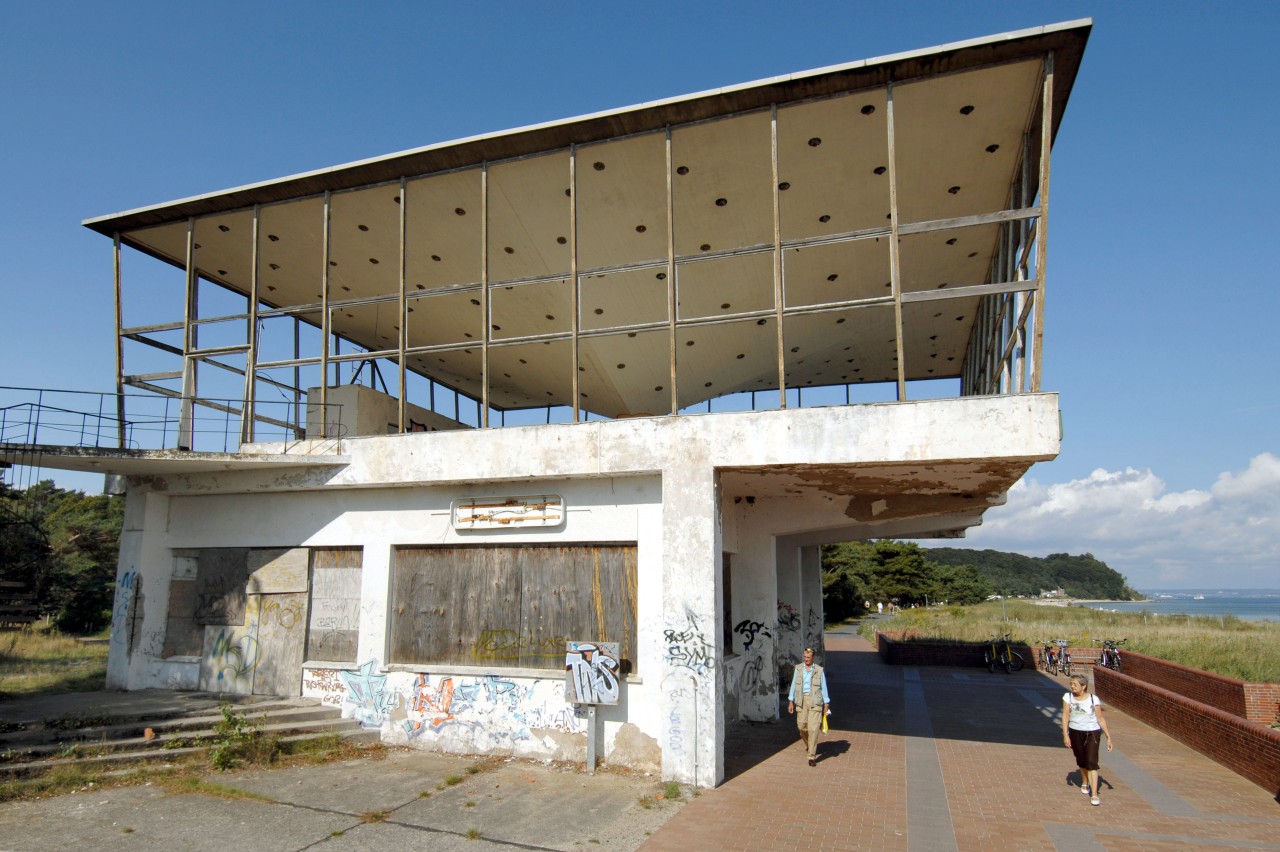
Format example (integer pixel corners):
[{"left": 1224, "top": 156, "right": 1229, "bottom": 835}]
[{"left": 1069, "top": 728, "right": 1101, "bottom": 771}]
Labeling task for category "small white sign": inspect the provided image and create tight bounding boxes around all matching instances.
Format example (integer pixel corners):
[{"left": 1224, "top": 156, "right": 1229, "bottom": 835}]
[
  {"left": 565, "top": 641, "right": 621, "bottom": 705},
  {"left": 451, "top": 494, "right": 565, "bottom": 530}
]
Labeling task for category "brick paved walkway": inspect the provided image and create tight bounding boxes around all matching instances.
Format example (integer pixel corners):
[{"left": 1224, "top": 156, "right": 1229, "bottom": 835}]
[{"left": 644, "top": 628, "right": 1280, "bottom": 851}]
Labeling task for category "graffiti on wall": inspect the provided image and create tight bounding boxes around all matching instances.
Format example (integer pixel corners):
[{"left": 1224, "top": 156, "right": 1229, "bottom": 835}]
[
  {"left": 209, "top": 628, "right": 261, "bottom": 692},
  {"left": 733, "top": 619, "right": 772, "bottom": 652},
  {"left": 303, "top": 661, "right": 588, "bottom": 745},
  {"left": 340, "top": 659, "right": 396, "bottom": 728},
  {"left": 472, "top": 628, "right": 569, "bottom": 662},
  {"left": 112, "top": 570, "right": 140, "bottom": 654},
  {"left": 663, "top": 609, "right": 714, "bottom": 675},
  {"left": 776, "top": 601, "right": 800, "bottom": 632},
  {"left": 564, "top": 641, "right": 620, "bottom": 705},
  {"left": 302, "top": 668, "right": 346, "bottom": 707}
]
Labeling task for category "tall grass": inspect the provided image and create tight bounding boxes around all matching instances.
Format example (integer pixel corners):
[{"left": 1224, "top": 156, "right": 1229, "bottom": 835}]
[
  {"left": 860, "top": 600, "right": 1280, "bottom": 683},
  {"left": 0, "top": 626, "right": 108, "bottom": 699}
]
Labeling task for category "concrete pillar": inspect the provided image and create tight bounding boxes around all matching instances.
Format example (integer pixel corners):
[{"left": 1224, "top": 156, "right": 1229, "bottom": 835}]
[
  {"left": 774, "top": 537, "right": 804, "bottom": 700},
  {"left": 799, "top": 545, "right": 826, "bottom": 661},
  {"left": 726, "top": 497, "right": 779, "bottom": 721},
  {"left": 107, "top": 487, "right": 169, "bottom": 690},
  {"left": 659, "top": 463, "right": 722, "bottom": 787}
]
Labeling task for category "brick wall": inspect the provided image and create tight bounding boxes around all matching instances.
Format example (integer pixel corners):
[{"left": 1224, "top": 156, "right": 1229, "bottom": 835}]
[
  {"left": 1119, "top": 651, "right": 1247, "bottom": 718},
  {"left": 1244, "top": 683, "right": 1280, "bottom": 727},
  {"left": 876, "top": 631, "right": 1035, "bottom": 670},
  {"left": 1095, "top": 665, "right": 1280, "bottom": 796}
]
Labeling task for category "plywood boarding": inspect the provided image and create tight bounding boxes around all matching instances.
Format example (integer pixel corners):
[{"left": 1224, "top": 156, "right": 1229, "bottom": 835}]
[
  {"left": 306, "top": 547, "right": 362, "bottom": 663},
  {"left": 250, "top": 591, "right": 309, "bottom": 696},
  {"left": 390, "top": 545, "right": 637, "bottom": 672},
  {"left": 195, "top": 548, "right": 249, "bottom": 625}
]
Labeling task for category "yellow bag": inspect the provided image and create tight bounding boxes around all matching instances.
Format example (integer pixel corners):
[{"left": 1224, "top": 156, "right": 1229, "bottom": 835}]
[{"left": 822, "top": 711, "right": 829, "bottom": 733}]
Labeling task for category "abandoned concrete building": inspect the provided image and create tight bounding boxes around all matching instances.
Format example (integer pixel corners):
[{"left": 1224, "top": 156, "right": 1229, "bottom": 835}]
[{"left": 3, "top": 21, "right": 1089, "bottom": 785}]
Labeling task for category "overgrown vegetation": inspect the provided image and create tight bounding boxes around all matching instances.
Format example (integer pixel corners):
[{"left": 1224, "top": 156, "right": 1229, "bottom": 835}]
[
  {"left": 0, "top": 624, "right": 108, "bottom": 698},
  {"left": 822, "top": 540, "right": 1141, "bottom": 623},
  {"left": 1, "top": 481, "right": 124, "bottom": 634},
  {"left": 863, "top": 599, "right": 1280, "bottom": 683}
]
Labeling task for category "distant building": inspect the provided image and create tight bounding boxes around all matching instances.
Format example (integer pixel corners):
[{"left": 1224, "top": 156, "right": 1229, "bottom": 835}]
[{"left": 3, "top": 21, "right": 1089, "bottom": 786}]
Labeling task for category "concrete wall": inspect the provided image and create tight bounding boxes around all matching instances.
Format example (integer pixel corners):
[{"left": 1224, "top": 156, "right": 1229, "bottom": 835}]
[{"left": 108, "top": 394, "right": 1060, "bottom": 786}]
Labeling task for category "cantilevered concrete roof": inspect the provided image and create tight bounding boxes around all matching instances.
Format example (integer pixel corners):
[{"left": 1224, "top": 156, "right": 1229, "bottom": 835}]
[{"left": 83, "top": 20, "right": 1089, "bottom": 419}]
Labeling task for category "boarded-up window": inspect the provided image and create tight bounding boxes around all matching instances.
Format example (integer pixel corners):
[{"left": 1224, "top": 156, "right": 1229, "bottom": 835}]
[
  {"left": 390, "top": 545, "right": 638, "bottom": 673},
  {"left": 162, "top": 555, "right": 202, "bottom": 657},
  {"left": 305, "top": 548, "right": 363, "bottom": 663}
]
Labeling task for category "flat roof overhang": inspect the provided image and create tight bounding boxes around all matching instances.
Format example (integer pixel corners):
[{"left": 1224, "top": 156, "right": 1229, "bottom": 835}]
[
  {"left": 79, "top": 21, "right": 1090, "bottom": 420},
  {"left": 84, "top": 20, "right": 1089, "bottom": 234}
]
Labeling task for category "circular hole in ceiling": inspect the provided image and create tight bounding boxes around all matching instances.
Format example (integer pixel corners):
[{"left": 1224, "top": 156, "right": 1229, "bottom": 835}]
[
  {"left": 705, "top": 382, "right": 713, "bottom": 388},
  {"left": 217, "top": 269, "right": 227, "bottom": 276},
  {"left": 593, "top": 161, "right": 606, "bottom": 171},
  {"left": 827, "top": 274, "right": 838, "bottom": 282},
  {"left": 594, "top": 308, "right": 604, "bottom": 315},
  {"left": 946, "top": 238, "right": 957, "bottom": 246},
  {"left": 676, "top": 166, "right": 689, "bottom": 175},
  {"left": 720, "top": 302, "right": 731, "bottom": 310},
  {"left": 968, "top": 252, "right": 978, "bottom": 258},
  {"left": 358, "top": 224, "right": 369, "bottom": 232},
  {"left": 861, "top": 104, "right": 876, "bottom": 115},
  {"left": 873, "top": 166, "right": 886, "bottom": 175},
  {"left": 700, "top": 243, "right": 711, "bottom": 251},
  {"left": 836, "top": 317, "right": 846, "bottom": 324},
  {"left": 557, "top": 236, "right": 567, "bottom": 245},
  {"left": 267, "top": 234, "right": 279, "bottom": 242},
  {"left": 808, "top": 137, "right": 822, "bottom": 147},
  {"left": 685, "top": 340, "right": 695, "bottom": 346},
  {"left": 654, "top": 385, "right": 663, "bottom": 392},
  {"left": 715, "top": 198, "right": 727, "bottom": 207},
  {"left": 948, "top": 186, "right": 961, "bottom": 195},
  {"left": 778, "top": 182, "right": 790, "bottom": 191},
  {"left": 756, "top": 319, "right": 767, "bottom": 326},
  {"left": 329, "top": 260, "right": 338, "bottom": 267},
  {"left": 369, "top": 258, "right": 379, "bottom": 264},
  {"left": 636, "top": 225, "right": 646, "bottom": 233},
  {"left": 218, "top": 224, "right": 230, "bottom": 233},
  {"left": 545, "top": 314, "right": 555, "bottom": 320},
  {"left": 470, "top": 299, "right": 480, "bottom": 306},
  {"left": 431, "top": 254, "right": 441, "bottom": 261},
  {"left": 455, "top": 208, "right": 466, "bottom": 216},
  {"left": 986, "top": 144, "right": 1000, "bottom": 153},
  {"left": 656, "top": 272, "right": 666, "bottom": 280},
  {"left": 616, "top": 364, "right": 625, "bottom": 369},
  {"left": 268, "top": 263, "right": 279, "bottom": 270},
  {"left": 959, "top": 105, "right": 975, "bottom": 115},
  {"left": 818, "top": 215, "right": 831, "bottom": 223}
]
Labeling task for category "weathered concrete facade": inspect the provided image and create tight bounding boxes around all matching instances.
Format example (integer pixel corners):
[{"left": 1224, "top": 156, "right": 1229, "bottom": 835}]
[{"left": 104, "top": 395, "right": 1058, "bottom": 785}]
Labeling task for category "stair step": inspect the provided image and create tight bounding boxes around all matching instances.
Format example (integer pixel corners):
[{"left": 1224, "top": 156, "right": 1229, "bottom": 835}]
[{"left": 2, "top": 725, "right": 377, "bottom": 778}]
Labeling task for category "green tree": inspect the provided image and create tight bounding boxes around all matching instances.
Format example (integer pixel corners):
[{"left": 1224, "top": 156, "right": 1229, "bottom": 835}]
[{"left": 0, "top": 480, "right": 123, "bottom": 632}]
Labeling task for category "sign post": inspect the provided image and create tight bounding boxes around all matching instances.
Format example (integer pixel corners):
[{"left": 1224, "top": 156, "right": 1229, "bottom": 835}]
[{"left": 565, "top": 641, "right": 620, "bottom": 774}]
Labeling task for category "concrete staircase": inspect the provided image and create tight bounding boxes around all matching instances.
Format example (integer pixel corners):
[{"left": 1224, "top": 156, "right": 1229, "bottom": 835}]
[{"left": 0, "top": 692, "right": 377, "bottom": 778}]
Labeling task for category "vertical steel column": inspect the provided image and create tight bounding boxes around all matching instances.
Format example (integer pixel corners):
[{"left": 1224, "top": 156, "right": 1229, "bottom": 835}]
[
  {"left": 885, "top": 83, "right": 907, "bottom": 401},
  {"left": 179, "top": 217, "right": 197, "bottom": 450},
  {"left": 771, "top": 105, "right": 787, "bottom": 408},
  {"left": 240, "top": 205, "right": 261, "bottom": 443},
  {"left": 481, "top": 166, "right": 491, "bottom": 428},
  {"left": 569, "top": 148, "right": 581, "bottom": 423},
  {"left": 319, "top": 191, "right": 331, "bottom": 430},
  {"left": 112, "top": 234, "right": 125, "bottom": 449},
  {"left": 1015, "top": 132, "right": 1033, "bottom": 392},
  {"left": 665, "top": 128, "right": 678, "bottom": 415},
  {"left": 398, "top": 178, "right": 408, "bottom": 432},
  {"left": 1032, "top": 51, "right": 1054, "bottom": 393},
  {"left": 293, "top": 318, "right": 302, "bottom": 435}
]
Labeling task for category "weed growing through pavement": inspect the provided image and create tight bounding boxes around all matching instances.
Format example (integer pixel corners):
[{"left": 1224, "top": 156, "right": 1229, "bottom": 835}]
[{"left": 465, "top": 827, "right": 481, "bottom": 840}]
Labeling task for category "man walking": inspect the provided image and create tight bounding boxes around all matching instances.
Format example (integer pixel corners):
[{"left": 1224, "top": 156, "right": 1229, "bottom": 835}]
[{"left": 787, "top": 646, "right": 830, "bottom": 766}]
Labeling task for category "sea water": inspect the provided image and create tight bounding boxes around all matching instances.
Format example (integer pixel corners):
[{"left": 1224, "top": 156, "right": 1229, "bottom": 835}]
[{"left": 1079, "top": 589, "right": 1280, "bottom": 622}]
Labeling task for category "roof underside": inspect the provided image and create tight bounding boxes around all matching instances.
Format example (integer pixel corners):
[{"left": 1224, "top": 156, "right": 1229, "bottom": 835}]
[{"left": 85, "top": 21, "right": 1089, "bottom": 419}]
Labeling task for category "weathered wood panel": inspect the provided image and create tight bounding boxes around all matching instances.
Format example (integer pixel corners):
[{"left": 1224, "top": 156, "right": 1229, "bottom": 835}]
[
  {"left": 247, "top": 548, "right": 309, "bottom": 594},
  {"left": 162, "top": 578, "right": 202, "bottom": 657},
  {"left": 390, "top": 545, "right": 636, "bottom": 671},
  {"left": 195, "top": 548, "right": 248, "bottom": 625},
  {"left": 251, "top": 592, "right": 309, "bottom": 696},
  {"left": 306, "top": 548, "right": 362, "bottom": 663}
]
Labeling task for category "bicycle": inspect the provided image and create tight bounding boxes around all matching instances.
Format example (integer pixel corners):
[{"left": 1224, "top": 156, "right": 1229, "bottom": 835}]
[
  {"left": 1037, "top": 640, "right": 1057, "bottom": 673},
  {"left": 1096, "top": 638, "right": 1125, "bottom": 672},
  {"left": 1054, "top": 638, "right": 1072, "bottom": 677},
  {"left": 984, "top": 632, "right": 1024, "bottom": 673}
]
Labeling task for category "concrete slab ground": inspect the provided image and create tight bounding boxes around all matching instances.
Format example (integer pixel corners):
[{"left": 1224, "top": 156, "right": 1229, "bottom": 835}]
[{"left": 3, "top": 627, "right": 1279, "bottom": 851}]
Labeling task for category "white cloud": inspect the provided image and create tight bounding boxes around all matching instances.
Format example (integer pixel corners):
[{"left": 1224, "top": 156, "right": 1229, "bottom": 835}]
[{"left": 934, "top": 453, "right": 1280, "bottom": 589}]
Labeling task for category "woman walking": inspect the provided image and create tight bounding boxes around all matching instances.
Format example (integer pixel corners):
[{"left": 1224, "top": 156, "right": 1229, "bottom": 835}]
[{"left": 1062, "top": 673, "right": 1113, "bottom": 806}]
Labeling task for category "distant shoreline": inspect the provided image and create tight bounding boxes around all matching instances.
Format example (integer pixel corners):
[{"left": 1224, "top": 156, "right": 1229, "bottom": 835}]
[{"left": 1026, "top": 597, "right": 1138, "bottom": 608}]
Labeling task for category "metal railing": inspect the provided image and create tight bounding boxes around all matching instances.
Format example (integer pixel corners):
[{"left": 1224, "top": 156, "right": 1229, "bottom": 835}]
[{"left": 0, "top": 386, "right": 343, "bottom": 455}]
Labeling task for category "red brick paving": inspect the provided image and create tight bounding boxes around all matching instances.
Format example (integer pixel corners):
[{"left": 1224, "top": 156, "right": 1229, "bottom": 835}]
[{"left": 644, "top": 631, "right": 1280, "bottom": 851}]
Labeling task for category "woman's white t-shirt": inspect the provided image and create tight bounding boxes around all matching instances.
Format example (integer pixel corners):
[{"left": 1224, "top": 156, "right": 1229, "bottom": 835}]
[{"left": 1064, "top": 692, "right": 1102, "bottom": 731}]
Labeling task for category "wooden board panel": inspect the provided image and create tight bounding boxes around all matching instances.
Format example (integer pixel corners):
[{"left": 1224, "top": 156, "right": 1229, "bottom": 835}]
[
  {"left": 195, "top": 548, "right": 248, "bottom": 625},
  {"left": 247, "top": 548, "right": 310, "bottom": 594},
  {"left": 162, "top": 578, "right": 202, "bottom": 658},
  {"left": 250, "top": 592, "right": 309, "bottom": 696},
  {"left": 306, "top": 548, "right": 363, "bottom": 663},
  {"left": 391, "top": 545, "right": 636, "bottom": 672}
]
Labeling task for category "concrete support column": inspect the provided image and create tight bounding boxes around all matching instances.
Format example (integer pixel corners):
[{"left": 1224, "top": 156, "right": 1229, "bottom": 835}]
[
  {"left": 357, "top": 540, "right": 391, "bottom": 667},
  {"left": 725, "top": 497, "right": 779, "bottom": 721},
  {"left": 799, "top": 545, "right": 825, "bottom": 661},
  {"left": 107, "top": 487, "right": 170, "bottom": 690},
  {"left": 774, "top": 536, "right": 803, "bottom": 698},
  {"left": 659, "top": 463, "right": 722, "bottom": 787}
]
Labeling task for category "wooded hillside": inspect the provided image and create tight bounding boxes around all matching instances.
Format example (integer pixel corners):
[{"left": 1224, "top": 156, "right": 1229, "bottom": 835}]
[{"left": 924, "top": 548, "right": 1142, "bottom": 601}]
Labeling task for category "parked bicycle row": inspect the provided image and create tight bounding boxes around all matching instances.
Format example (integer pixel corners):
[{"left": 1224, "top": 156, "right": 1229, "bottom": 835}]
[{"left": 982, "top": 636, "right": 1126, "bottom": 675}]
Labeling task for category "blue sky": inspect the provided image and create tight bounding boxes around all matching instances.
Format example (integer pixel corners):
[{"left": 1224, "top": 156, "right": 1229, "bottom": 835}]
[{"left": 2, "top": 2, "right": 1277, "bottom": 589}]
